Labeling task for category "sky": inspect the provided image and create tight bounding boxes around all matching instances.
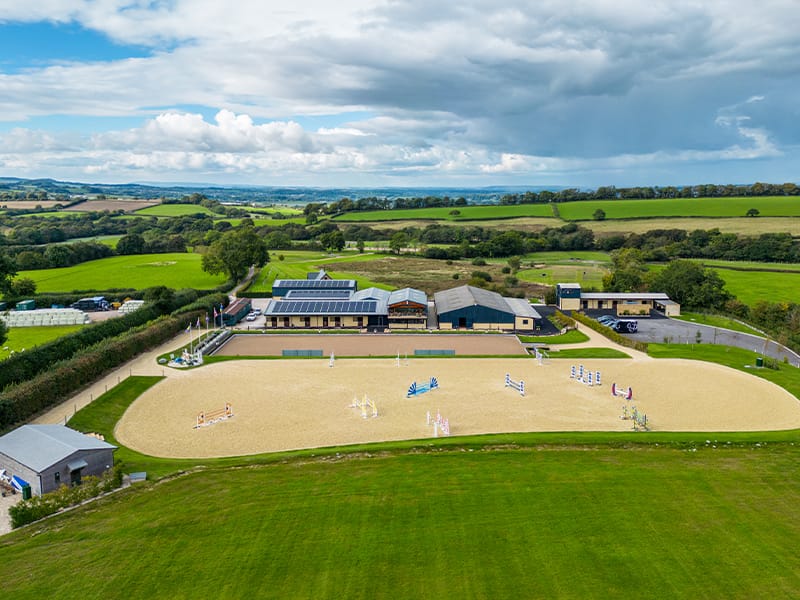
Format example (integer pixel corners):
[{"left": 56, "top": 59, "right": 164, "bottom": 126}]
[{"left": 0, "top": 1, "right": 798, "bottom": 188}]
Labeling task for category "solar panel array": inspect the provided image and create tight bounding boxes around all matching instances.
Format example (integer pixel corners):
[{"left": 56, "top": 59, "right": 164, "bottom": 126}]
[
  {"left": 275, "top": 279, "right": 356, "bottom": 289},
  {"left": 284, "top": 289, "right": 353, "bottom": 299},
  {"left": 269, "top": 300, "right": 379, "bottom": 314}
]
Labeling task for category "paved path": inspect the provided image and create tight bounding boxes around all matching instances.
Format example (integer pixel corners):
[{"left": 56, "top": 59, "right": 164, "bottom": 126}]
[{"left": 32, "top": 333, "right": 186, "bottom": 426}]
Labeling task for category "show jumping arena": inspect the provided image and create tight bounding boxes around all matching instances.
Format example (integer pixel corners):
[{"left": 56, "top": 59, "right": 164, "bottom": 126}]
[{"left": 115, "top": 354, "right": 800, "bottom": 459}]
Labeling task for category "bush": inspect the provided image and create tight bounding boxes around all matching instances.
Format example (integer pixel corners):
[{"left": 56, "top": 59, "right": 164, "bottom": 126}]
[
  {"left": 501, "top": 266, "right": 511, "bottom": 274},
  {"left": 9, "top": 465, "right": 123, "bottom": 528},
  {"left": 471, "top": 257, "right": 487, "bottom": 266},
  {"left": 471, "top": 271, "right": 492, "bottom": 282}
]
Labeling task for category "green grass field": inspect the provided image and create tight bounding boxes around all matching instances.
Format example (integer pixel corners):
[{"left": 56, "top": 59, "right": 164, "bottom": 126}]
[
  {"left": 517, "top": 264, "right": 607, "bottom": 288},
  {"left": 518, "top": 329, "right": 589, "bottom": 344},
  {"left": 0, "top": 325, "right": 84, "bottom": 360},
  {"left": 18, "top": 253, "right": 227, "bottom": 293},
  {"left": 557, "top": 196, "right": 800, "bottom": 220},
  {"left": 247, "top": 251, "right": 389, "bottom": 293},
  {"left": 709, "top": 268, "right": 799, "bottom": 306},
  {"left": 332, "top": 204, "right": 556, "bottom": 222},
  {"left": 2, "top": 443, "right": 799, "bottom": 598},
  {"left": 699, "top": 259, "right": 800, "bottom": 273},
  {"left": 133, "top": 203, "right": 217, "bottom": 217}
]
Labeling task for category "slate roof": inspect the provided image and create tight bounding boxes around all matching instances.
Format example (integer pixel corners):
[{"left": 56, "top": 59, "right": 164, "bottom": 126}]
[{"left": 0, "top": 425, "right": 116, "bottom": 473}]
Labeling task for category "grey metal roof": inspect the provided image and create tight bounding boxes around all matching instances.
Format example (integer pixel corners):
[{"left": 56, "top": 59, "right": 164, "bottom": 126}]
[
  {"left": 306, "top": 269, "right": 330, "bottom": 280},
  {"left": 0, "top": 425, "right": 116, "bottom": 473},
  {"left": 388, "top": 288, "right": 427, "bottom": 306},
  {"left": 558, "top": 283, "right": 582, "bottom": 289},
  {"left": 434, "top": 285, "right": 512, "bottom": 316},
  {"left": 580, "top": 292, "right": 671, "bottom": 300},
  {"left": 352, "top": 287, "right": 391, "bottom": 302},
  {"left": 504, "top": 297, "right": 542, "bottom": 319}
]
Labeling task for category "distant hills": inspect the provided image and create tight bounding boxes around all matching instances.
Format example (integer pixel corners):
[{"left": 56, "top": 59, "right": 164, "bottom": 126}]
[{"left": 0, "top": 177, "right": 567, "bottom": 205}]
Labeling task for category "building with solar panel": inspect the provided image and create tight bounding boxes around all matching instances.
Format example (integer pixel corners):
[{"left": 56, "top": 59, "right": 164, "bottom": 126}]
[
  {"left": 434, "top": 285, "right": 541, "bottom": 332},
  {"left": 271, "top": 277, "right": 358, "bottom": 300},
  {"left": 263, "top": 297, "right": 389, "bottom": 331}
]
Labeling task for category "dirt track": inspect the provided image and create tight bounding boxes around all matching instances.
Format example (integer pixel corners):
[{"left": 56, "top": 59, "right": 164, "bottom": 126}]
[{"left": 115, "top": 357, "right": 800, "bottom": 458}]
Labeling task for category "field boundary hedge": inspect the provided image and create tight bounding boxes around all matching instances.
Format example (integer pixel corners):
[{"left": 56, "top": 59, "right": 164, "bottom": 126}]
[{"left": 0, "top": 292, "right": 227, "bottom": 431}]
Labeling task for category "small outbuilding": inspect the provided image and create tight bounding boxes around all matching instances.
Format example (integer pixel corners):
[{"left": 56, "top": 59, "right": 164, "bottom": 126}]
[{"left": 0, "top": 425, "right": 117, "bottom": 497}]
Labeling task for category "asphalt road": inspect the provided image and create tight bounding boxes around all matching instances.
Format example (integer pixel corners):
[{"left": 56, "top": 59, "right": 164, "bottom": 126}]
[{"left": 621, "top": 316, "right": 800, "bottom": 367}]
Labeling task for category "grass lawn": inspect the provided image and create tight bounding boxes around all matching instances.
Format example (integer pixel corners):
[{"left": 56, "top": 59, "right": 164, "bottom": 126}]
[
  {"left": 2, "top": 443, "right": 800, "bottom": 599},
  {"left": 548, "top": 347, "right": 630, "bottom": 358},
  {"left": 673, "top": 312, "right": 764, "bottom": 336},
  {"left": 517, "top": 264, "right": 607, "bottom": 288},
  {"left": 18, "top": 253, "right": 227, "bottom": 293},
  {"left": 557, "top": 196, "right": 800, "bottom": 220},
  {"left": 333, "top": 204, "right": 555, "bottom": 222},
  {"left": 524, "top": 250, "right": 612, "bottom": 264},
  {"left": 518, "top": 329, "right": 589, "bottom": 344},
  {"left": 133, "top": 204, "right": 216, "bottom": 217},
  {"left": 0, "top": 325, "right": 84, "bottom": 360},
  {"left": 648, "top": 343, "right": 800, "bottom": 399}
]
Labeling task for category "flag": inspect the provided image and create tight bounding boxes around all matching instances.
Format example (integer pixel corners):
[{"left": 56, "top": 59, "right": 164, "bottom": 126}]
[
  {"left": 186, "top": 322, "right": 191, "bottom": 333},
  {"left": 205, "top": 313, "right": 210, "bottom": 324},
  {"left": 195, "top": 317, "right": 201, "bottom": 328},
  {"left": 213, "top": 307, "right": 218, "bottom": 318}
]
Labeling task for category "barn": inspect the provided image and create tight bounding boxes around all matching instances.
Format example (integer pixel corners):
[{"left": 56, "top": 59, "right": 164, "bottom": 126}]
[
  {"left": 434, "top": 285, "right": 541, "bottom": 332},
  {"left": 0, "top": 425, "right": 116, "bottom": 497}
]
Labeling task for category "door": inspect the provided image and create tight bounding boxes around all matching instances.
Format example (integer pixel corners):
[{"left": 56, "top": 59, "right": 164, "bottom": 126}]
[{"left": 70, "top": 469, "right": 82, "bottom": 487}]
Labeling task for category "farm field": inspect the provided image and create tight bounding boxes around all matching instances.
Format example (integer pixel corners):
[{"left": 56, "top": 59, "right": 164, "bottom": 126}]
[
  {"left": 2, "top": 445, "right": 799, "bottom": 599},
  {"left": 0, "top": 200, "right": 65, "bottom": 209},
  {"left": 333, "top": 203, "right": 555, "bottom": 222},
  {"left": 699, "top": 259, "right": 800, "bottom": 272},
  {"left": 247, "top": 251, "right": 391, "bottom": 293},
  {"left": 712, "top": 269, "right": 800, "bottom": 306},
  {"left": 133, "top": 203, "right": 216, "bottom": 217},
  {"left": 0, "top": 325, "right": 83, "bottom": 360},
  {"left": 557, "top": 196, "right": 800, "bottom": 220},
  {"left": 18, "top": 253, "right": 226, "bottom": 293},
  {"left": 583, "top": 216, "right": 800, "bottom": 236},
  {"left": 64, "top": 199, "right": 160, "bottom": 213}
]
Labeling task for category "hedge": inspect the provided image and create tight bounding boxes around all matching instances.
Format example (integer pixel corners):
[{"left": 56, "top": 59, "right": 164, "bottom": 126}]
[
  {"left": 0, "top": 290, "right": 225, "bottom": 392},
  {"left": 570, "top": 311, "right": 649, "bottom": 353},
  {"left": 0, "top": 293, "right": 227, "bottom": 431},
  {"left": 9, "top": 465, "right": 123, "bottom": 528}
]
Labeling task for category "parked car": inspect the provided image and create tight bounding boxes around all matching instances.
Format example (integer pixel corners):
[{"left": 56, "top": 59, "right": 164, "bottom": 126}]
[
  {"left": 245, "top": 314, "right": 257, "bottom": 322},
  {"left": 613, "top": 319, "right": 638, "bottom": 333},
  {"left": 596, "top": 315, "right": 617, "bottom": 325}
]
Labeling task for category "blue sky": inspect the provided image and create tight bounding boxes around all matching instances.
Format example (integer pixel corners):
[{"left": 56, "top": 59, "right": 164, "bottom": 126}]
[{"left": 0, "top": 1, "right": 798, "bottom": 187}]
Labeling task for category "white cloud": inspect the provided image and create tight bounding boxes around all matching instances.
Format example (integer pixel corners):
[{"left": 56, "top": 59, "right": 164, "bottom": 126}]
[{"left": 0, "top": 1, "right": 797, "bottom": 183}]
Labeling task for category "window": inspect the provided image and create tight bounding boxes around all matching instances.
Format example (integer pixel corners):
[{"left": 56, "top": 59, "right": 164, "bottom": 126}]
[
  {"left": 54, "top": 472, "right": 61, "bottom": 485},
  {"left": 522, "top": 319, "right": 529, "bottom": 325}
]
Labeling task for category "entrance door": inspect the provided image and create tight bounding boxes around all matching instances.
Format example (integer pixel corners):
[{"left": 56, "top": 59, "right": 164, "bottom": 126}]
[
  {"left": 70, "top": 469, "right": 82, "bottom": 487},
  {"left": 458, "top": 317, "right": 467, "bottom": 328}
]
